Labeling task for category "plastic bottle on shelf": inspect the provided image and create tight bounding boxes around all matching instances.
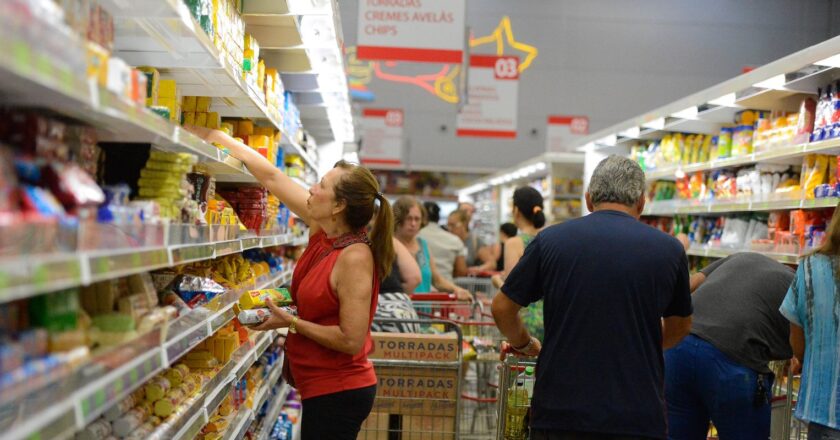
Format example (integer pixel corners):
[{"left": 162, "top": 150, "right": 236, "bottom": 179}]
[{"left": 504, "top": 373, "right": 529, "bottom": 440}]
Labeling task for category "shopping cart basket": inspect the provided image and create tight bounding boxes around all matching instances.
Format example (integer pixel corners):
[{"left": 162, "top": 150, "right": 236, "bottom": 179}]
[
  {"left": 358, "top": 318, "right": 464, "bottom": 440},
  {"left": 455, "top": 275, "right": 497, "bottom": 303},
  {"left": 769, "top": 360, "right": 807, "bottom": 440},
  {"left": 496, "top": 355, "right": 537, "bottom": 440},
  {"left": 409, "top": 294, "right": 506, "bottom": 438}
]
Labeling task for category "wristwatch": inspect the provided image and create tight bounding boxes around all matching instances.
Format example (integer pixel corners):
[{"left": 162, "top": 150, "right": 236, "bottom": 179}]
[
  {"left": 513, "top": 336, "right": 535, "bottom": 353},
  {"left": 289, "top": 316, "right": 299, "bottom": 334}
]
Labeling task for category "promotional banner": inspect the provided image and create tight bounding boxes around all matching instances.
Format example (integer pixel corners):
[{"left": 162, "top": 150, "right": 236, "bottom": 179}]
[
  {"left": 546, "top": 115, "right": 589, "bottom": 151},
  {"left": 360, "top": 108, "right": 404, "bottom": 166},
  {"left": 456, "top": 55, "right": 519, "bottom": 138},
  {"left": 357, "top": 0, "right": 466, "bottom": 63}
]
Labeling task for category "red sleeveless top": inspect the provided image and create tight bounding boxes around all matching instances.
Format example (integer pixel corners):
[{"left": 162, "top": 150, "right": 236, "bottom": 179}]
[{"left": 286, "top": 230, "right": 380, "bottom": 399}]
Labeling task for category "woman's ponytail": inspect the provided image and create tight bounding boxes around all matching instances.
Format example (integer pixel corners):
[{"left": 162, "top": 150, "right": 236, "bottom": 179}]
[{"left": 370, "top": 194, "right": 395, "bottom": 279}]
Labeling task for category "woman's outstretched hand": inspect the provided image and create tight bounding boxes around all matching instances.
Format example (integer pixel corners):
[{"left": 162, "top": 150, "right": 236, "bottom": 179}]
[{"left": 250, "top": 298, "right": 294, "bottom": 331}]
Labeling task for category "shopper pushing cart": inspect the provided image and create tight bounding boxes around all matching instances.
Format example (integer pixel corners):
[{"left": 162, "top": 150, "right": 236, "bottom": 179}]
[{"left": 491, "top": 156, "right": 692, "bottom": 440}]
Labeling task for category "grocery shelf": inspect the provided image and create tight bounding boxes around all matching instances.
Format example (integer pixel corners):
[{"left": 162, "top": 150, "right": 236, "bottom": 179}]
[
  {"left": 554, "top": 193, "right": 583, "bottom": 200},
  {"left": 284, "top": 138, "right": 319, "bottom": 172},
  {"left": 0, "top": 6, "right": 254, "bottom": 184},
  {"left": 2, "top": 284, "right": 283, "bottom": 440},
  {"left": 225, "top": 408, "right": 256, "bottom": 440},
  {"left": 644, "top": 196, "right": 840, "bottom": 216},
  {"left": 686, "top": 245, "right": 801, "bottom": 265},
  {"left": 575, "top": 35, "right": 840, "bottom": 152},
  {"left": 0, "top": 233, "right": 298, "bottom": 304},
  {"left": 162, "top": 330, "right": 277, "bottom": 440},
  {"left": 101, "top": 0, "right": 284, "bottom": 129},
  {"left": 644, "top": 138, "right": 840, "bottom": 180},
  {"left": 257, "top": 383, "right": 293, "bottom": 440}
]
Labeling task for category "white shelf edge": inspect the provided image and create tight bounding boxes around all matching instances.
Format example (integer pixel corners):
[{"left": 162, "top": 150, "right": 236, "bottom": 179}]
[
  {"left": 0, "top": 233, "right": 303, "bottom": 303},
  {"left": 643, "top": 196, "right": 839, "bottom": 216}
]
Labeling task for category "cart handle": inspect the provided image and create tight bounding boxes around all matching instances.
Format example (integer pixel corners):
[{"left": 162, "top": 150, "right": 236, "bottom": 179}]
[{"left": 410, "top": 293, "right": 457, "bottom": 301}]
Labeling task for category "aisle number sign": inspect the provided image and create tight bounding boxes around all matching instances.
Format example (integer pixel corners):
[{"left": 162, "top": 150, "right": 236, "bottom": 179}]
[
  {"left": 456, "top": 55, "right": 519, "bottom": 138},
  {"left": 546, "top": 116, "right": 589, "bottom": 152},
  {"left": 361, "top": 108, "right": 405, "bottom": 166},
  {"left": 357, "top": 0, "right": 466, "bottom": 63}
]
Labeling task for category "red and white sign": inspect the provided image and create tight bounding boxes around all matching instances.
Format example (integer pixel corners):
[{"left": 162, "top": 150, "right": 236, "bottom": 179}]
[
  {"left": 361, "top": 108, "right": 404, "bottom": 166},
  {"left": 357, "top": 0, "right": 466, "bottom": 63},
  {"left": 456, "top": 55, "right": 519, "bottom": 138},
  {"left": 546, "top": 115, "right": 589, "bottom": 152}
]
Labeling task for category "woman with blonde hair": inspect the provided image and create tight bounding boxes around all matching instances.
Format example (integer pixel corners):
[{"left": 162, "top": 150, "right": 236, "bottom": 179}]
[{"left": 186, "top": 125, "right": 393, "bottom": 439}]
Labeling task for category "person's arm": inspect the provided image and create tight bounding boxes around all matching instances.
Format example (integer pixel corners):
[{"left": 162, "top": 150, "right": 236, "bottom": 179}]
[
  {"left": 429, "top": 253, "right": 471, "bottom": 300},
  {"left": 184, "top": 125, "right": 313, "bottom": 229},
  {"left": 492, "top": 237, "right": 544, "bottom": 358},
  {"left": 690, "top": 273, "right": 706, "bottom": 293},
  {"left": 789, "top": 324, "right": 805, "bottom": 363},
  {"left": 492, "top": 292, "right": 541, "bottom": 357},
  {"left": 253, "top": 244, "right": 374, "bottom": 355},
  {"left": 662, "top": 249, "right": 693, "bottom": 349},
  {"left": 471, "top": 245, "right": 497, "bottom": 272},
  {"left": 393, "top": 238, "right": 421, "bottom": 294},
  {"left": 453, "top": 254, "right": 468, "bottom": 278},
  {"left": 662, "top": 316, "right": 692, "bottom": 349},
  {"left": 491, "top": 237, "right": 524, "bottom": 289}
]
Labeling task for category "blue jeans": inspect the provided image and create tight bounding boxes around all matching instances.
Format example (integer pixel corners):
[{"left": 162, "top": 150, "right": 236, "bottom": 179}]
[
  {"left": 809, "top": 423, "right": 840, "bottom": 439},
  {"left": 664, "top": 335, "right": 773, "bottom": 440}
]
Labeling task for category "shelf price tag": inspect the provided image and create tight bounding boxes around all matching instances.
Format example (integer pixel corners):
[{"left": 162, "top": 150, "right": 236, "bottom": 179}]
[
  {"left": 167, "top": 325, "right": 209, "bottom": 364},
  {"left": 241, "top": 237, "right": 261, "bottom": 250}
]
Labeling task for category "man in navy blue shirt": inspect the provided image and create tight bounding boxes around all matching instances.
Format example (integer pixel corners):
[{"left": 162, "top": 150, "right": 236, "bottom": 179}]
[{"left": 492, "top": 155, "right": 692, "bottom": 440}]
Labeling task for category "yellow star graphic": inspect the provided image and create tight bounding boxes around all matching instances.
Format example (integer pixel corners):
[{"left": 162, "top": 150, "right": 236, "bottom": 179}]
[{"left": 470, "top": 16, "right": 539, "bottom": 73}]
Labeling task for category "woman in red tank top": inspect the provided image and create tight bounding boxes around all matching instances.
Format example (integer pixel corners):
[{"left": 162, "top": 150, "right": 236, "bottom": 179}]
[{"left": 185, "top": 126, "right": 395, "bottom": 440}]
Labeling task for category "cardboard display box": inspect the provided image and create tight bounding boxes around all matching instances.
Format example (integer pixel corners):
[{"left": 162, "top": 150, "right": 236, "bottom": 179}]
[{"left": 369, "top": 332, "right": 459, "bottom": 362}]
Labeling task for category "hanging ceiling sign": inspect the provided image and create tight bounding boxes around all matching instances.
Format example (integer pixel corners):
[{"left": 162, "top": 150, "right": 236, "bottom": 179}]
[
  {"left": 546, "top": 115, "right": 589, "bottom": 152},
  {"left": 356, "top": 0, "right": 466, "bottom": 63},
  {"left": 360, "top": 108, "right": 404, "bottom": 166},
  {"left": 456, "top": 55, "right": 519, "bottom": 138}
]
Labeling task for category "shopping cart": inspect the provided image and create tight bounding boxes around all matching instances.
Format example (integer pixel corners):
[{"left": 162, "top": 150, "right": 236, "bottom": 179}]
[
  {"left": 769, "top": 360, "right": 807, "bottom": 440},
  {"left": 455, "top": 275, "right": 498, "bottom": 304},
  {"left": 408, "top": 295, "right": 506, "bottom": 438},
  {"left": 496, "top": 355, "right": 537, "bottom": 440},
  {"left": 358, "top": 318, "right": 464, "bottom": 440}
]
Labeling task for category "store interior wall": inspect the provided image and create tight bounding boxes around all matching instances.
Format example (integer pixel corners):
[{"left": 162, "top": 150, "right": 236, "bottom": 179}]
[{"left": 341, "top": 0, "right": 840, "bottom": 171}]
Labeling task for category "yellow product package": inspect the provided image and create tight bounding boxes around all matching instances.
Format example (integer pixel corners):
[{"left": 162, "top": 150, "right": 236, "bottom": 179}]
[
  {"left": 238, "top": 287, "right": 293, "bottom": 310},
  {"left": 182, "top": 96, "right": 197, "bottom": 112},
  {"left": 197, "top": 96, "right": 212, "bottom": 112}
]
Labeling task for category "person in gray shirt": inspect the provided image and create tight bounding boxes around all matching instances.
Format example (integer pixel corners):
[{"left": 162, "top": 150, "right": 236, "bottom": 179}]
[{"left": 665, "top": 252, "right": 794, "bottom": 440}]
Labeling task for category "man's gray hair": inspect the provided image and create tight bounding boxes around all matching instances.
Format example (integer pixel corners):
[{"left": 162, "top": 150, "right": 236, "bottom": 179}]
[{"left": 588, "top": 155, "right": 646, "bottom": 206}]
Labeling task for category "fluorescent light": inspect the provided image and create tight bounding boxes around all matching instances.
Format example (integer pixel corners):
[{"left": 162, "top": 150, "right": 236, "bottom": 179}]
[
  {"left": 708, "top": 93, "right": 737, "bottom": 106},
  {"left": 641, "top": 117, "right": 665, "bottom": 130},
  {"left": 620, "top": 126, "right": 640, "bottom": 138},
  {"left": 672, "top": 106, "right": 698, "bottom": 119},
  {"left": 598, "top": 134, "right": 617, "bottom": 146},
  {"left": 535, "top": 162, "right": 547, "bottom": 171},
  {"left": 815, "top": 55, "right": 840, "bottom": 68},
  {"left": 753, "top": 74, "right": 786, "bottom": 90}
]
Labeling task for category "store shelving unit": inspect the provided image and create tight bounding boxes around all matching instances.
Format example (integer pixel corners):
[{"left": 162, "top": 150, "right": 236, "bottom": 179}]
[
  {"left": 0, "top": 232, "right": 299, "bottom": 304},
  {"left": 554, "top": 35, "right": 840, "bottom": 263},
  {"left": 256, "top": 382, "right": 293, "bottom": 440},
  {"left": 686, "top": 245, "right": 800, "bottom": 265},
  {"left": 3, "top": 278, "right": 291, "bottom": 440}
]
